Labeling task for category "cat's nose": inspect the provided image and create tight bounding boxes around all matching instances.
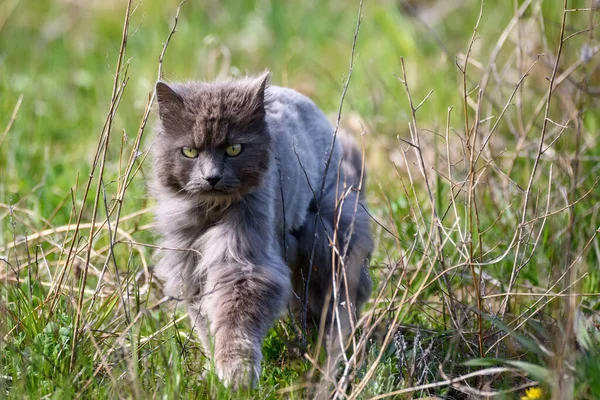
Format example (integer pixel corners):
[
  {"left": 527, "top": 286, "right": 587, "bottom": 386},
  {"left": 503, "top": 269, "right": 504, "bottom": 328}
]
[{"left": 205, "top": 176, "right": 222, "bottom": 187}]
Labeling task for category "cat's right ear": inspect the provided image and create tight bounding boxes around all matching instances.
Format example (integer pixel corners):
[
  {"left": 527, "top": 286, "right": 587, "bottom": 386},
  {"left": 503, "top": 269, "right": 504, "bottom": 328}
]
[{"left": 155, "top": 82, "right": 184, "bottom": 121}]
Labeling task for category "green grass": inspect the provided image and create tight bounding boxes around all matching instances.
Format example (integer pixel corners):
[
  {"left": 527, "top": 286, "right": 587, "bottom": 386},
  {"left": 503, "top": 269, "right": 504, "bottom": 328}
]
[{"left": 1, "top": 0, "right": 600, "bottom": 398}]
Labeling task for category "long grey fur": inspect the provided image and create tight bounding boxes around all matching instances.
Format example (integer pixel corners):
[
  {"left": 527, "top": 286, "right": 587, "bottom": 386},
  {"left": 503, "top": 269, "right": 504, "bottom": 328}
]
[{"left": 150, "top": 73, "right": 373, "bottom": 389}]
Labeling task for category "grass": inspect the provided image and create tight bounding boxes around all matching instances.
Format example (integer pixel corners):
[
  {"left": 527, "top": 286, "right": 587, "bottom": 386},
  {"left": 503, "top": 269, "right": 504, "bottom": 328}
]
[{"left": 1, "top": 0, "right": 600, "bottom": 398}]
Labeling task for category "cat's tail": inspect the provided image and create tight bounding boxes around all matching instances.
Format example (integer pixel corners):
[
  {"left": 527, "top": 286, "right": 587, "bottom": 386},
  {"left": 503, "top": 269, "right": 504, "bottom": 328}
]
[{"left": 336, "top": 129, "right": 367, "bottom": 197}]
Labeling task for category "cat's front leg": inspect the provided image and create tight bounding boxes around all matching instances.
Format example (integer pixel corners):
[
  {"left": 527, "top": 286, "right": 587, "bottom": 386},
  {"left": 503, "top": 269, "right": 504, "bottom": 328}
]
[{"left": 202, "top": 259, "right": 290, "bottom": 390}]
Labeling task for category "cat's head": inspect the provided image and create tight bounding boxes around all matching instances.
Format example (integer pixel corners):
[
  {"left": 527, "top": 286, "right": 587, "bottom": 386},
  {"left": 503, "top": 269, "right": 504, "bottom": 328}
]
[{"left": 152, "top": 73, "right": 271, "bottom": 205}]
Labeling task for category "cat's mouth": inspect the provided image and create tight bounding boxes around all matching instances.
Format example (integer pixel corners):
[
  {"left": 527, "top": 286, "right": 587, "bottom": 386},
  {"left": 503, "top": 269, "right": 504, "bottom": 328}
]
[
  {"left": 202, "top": 188, "right": 231, "bottom": 196},
  {"left": 185, "top": 187, "right": 242, "bottom": 210},
  {"left": 179, "top": 182, "right": 247, "bottom": 206},
  {"left": 183, "top": 184, "right": 237, "bottom": 197},
  {"left": 184, "top": 183, "right": 222, "bottom": 193}
]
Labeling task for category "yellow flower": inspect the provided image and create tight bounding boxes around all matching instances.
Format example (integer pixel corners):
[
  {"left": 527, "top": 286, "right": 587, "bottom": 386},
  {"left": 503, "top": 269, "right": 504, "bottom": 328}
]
[{"left": 521, "top": 387, "right": 543, "bottom": 400}]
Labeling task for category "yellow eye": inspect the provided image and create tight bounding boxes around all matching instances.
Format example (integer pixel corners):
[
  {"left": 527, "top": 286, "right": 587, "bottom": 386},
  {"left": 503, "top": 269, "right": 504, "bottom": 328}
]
[
  {"left": 181, "top": 147, "right": 198, "bottom": 158},
  {"left": 225, "top": 144, "right": 243, "bottom": 157}
]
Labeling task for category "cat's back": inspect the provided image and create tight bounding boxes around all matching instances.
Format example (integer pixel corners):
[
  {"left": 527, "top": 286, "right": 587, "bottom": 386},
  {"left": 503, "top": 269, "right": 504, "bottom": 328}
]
[
  {"left": 266, "top": 86, "right": 335, "bottom": 155},
  {"left": 264, "top": 85, "right": 343, "bottom": 231}
]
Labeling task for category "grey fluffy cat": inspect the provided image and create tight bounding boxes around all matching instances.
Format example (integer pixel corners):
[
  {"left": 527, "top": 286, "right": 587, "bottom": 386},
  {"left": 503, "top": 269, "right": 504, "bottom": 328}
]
[{"left": 151, "top": 73, "right": 373, "bottom": 389}]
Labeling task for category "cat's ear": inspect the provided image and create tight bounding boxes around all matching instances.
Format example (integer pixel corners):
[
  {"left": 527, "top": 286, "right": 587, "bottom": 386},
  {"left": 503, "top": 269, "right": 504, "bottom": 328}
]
[
  {"left": 155, "top": 81, "right": 184, "bottom": 120},
  {"left": 251, "top": 71, "right": 270, "bottom": 109}
]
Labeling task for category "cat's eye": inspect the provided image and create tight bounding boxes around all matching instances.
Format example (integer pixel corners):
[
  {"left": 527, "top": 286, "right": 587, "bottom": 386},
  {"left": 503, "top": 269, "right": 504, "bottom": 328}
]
[
  {"left": 181, "top": 147, "right": 199, "bottom": 158},
  {"left": 225, "top": 144, "right": 243, "bottom": 157}
]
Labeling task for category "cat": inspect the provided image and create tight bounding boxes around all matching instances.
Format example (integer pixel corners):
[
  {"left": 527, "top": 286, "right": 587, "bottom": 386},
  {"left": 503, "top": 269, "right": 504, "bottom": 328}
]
[{"left": 150, "top": 72, "right": 373, "bottom": 390}]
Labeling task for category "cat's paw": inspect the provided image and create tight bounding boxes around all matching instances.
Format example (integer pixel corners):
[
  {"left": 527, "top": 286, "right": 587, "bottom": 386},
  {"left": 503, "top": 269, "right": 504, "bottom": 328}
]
[{"left": 215, "top": 356, "right": 261, "bottom": 391}]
